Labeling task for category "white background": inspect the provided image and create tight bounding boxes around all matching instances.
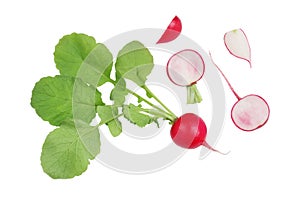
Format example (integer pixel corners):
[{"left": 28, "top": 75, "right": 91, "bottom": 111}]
[{"left": 1, "top": 0, "right": 299, "bottom": 199}]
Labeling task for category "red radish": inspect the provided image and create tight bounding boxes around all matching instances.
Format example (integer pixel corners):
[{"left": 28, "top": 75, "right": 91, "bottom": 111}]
[
  {"left": 171, "top": 113, "right": 225, "bottom": 154},
  {"left": 167, "top": 49, "right": 205, "bottom": 104},
  {"left": 224, "top": 29, "right": 252, "bottom": 68},
  {"left": 157, "top": 16, "right": 182, "bottom": 44},
  {"left": 209, "top": 53, "right": 270, "bottom": 131}
]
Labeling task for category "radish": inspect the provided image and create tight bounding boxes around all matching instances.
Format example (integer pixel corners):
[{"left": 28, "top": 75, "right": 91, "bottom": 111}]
[
  {"left": 209, "top": 53, "right": 270, "bottom": 131},
  {"left": 157, "top": 16, "right": 182, "bottom": 44},
  {"left": 171, "top": 113, "right": 225, "bottom": 154},
  {"left": 224, "top": 29, "right": 252, "bottom": 68},
  {"left": 167, "top": 49, "right": 205, "bottom": 104}
]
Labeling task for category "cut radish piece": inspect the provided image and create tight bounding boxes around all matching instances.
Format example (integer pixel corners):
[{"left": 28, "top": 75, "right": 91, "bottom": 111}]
[
  {"left": 231, "top": 95, "right": 270, "bottom": 131},
  {"left": 167, "top": 49, "right": 205, "bottom": 86},
  {"left": 157, "top": 16, "right": 182, "bottom": 44},
  {"left": 224, "top": 29, "right": 252, "bottom": 68},
  {"left": 167, "top": 49, "right": 205, "bottom": 104},
  {"left": 209, "top": 53, "right": 270, "bottom": 131}
]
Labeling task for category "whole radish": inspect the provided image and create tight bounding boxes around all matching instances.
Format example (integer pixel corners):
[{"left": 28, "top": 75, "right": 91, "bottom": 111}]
[{"left": 171, "top": 113, "right": 225, "bottom": 153}]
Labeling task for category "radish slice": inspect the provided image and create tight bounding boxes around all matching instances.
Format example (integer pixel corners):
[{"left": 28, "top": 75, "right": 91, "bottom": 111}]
[
  {"left": 167, "top": 49, "right": 205, "bottom": 86},
  {"left": 209, "top": 53, "right": 270, "bottom": 131},
  {"left": 224, "top": 29, "right": 252, "bottom": 68},
  {"left": 167, "top": 49, "right": 205, "bottom": 104},
  {"left": 231, "top": 95, "right": 270, "bottom": 131},
  {"left": 157, "top": 16, "right": 182, "bottom": 44}
]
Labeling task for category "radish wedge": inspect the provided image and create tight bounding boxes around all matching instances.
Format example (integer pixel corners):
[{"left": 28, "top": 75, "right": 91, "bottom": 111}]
[
  {"left": 224, "top": 29, "right": 252, "bottom": 68},
  {"left": 157, "top": 16, "right": 182, "bottom": 44},
  {"left": 167, "top": 49, "right": 205, "bottom": 104},
  {"left": 209, "top": 53, "right": 270, "bottom": 131}
]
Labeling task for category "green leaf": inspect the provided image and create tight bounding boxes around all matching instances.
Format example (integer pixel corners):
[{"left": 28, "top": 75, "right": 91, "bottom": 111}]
[
  {"left": 123, "top": 104, "right": 156, "bottom": 127},
  {"left": 110, "top": 78, "right": 128, "bottom": 106},
  {"left": 97, "top": 106, "right": 122, "bottom": 137},
  {"left": 41, "top": 120, "right": 100, "bottom": 179},
  {"left": 31, "top": 75, "right": 103, "bottom": 126},
  {"left": 115, "top": 41, "right": 154, "bottom": 86},
  {"left": 54, "top": 33, "right": 113, "bottom": 86}
]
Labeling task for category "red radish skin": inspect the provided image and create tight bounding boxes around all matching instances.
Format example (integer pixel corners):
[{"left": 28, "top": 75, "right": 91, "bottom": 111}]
[
  {"left": 224, "top": 29, "right": 252, "bottom": 68},
  {"left": 157, "top": 16, "right": 182, "bottom": 44},
  {"left": 209, "top": 53, "right": 270, "bottom": 131},
  {"left": 171, "top": 113, "right": 225, "bottom": 154}
]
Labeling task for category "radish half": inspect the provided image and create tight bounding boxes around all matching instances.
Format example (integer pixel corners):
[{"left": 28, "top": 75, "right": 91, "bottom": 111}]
[
  {"left": 167, "top": 49, "right": 205, "bottom": 104},
  {"left": 157, "top": 16, "right": 182, "bottom": 44},
  {"left": 224, "top": 29, "right": 252, "bottom": 68},
  {"left": 210, "top": 53, "right": 270, "bottom": 131}
]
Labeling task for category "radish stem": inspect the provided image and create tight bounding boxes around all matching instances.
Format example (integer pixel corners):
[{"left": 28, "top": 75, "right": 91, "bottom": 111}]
[
  {"left": 107, "top": 77, "right": 176, "bottom": 121},
  {"left": 138, "top": 107, "right": 176, "bottom": 122},
  {"left": 187, "top": 84, "right": 202, "bottom": 104},
  {"left": 142, "top": 85, "right": 177, "bottom": 119},
  {"left": 126, "top": 89, "right": 163, "bottom": 112},
  {"left": 126, "top": 88, "right": 176, "bottom": 122}
]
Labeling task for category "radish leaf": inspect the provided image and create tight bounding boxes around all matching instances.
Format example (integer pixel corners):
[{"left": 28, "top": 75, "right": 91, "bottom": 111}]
[
  {"left": 97, "top": 106, "right": 122, "bottom": 137},
  {"left": 123, "top": 104, "right": 157, "bottom": 127},
  {"left": 115, "top": 41, "right": 154, "bottom": 86},
  {"left": 31, "top": 75, "right": 103, "bottom": 126},
  {"left": 110, "top": 78, "right": 128, "bottom": 106},
  {"left": 54, "top": 33, "right": 113, "bottom": 86},
  {"left": 41, "top": 120, "right": 100, "bottom": 179}
]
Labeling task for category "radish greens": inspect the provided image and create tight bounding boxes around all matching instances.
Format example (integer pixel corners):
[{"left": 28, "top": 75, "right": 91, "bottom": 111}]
[{"left": 31, "top": 33, "right": 177, "bottom": 179}]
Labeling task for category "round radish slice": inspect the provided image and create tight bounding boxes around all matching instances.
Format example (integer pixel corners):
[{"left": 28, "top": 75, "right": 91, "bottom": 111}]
[
  {"left": 166, "top": 49, "right": 205, "bottom": 104},
  {"left": 167, "top": 49, "right": 205, "bottom": 86},
  {"left": 231, "top": 95, "right": 270, "bottom": 131}
]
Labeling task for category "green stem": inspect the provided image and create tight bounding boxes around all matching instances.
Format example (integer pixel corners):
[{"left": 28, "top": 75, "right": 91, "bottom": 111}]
[
  {"left": 141, "top": 85, "right": 177, "bottom": 119},
  {"left": 108, "top": 78, "right": 177, "bottom": 121},
  {"left": 107, "top": 78, "right": 116, "bottom": 85},
  {"left": 126, "top": 89, "right": 164, "bottom": 113},
  {"left": 187, "top": 84, "right": 202, "bottom": 104},
  {"left": 139, "top": 107, "right": 176, "bottom": 122}
]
